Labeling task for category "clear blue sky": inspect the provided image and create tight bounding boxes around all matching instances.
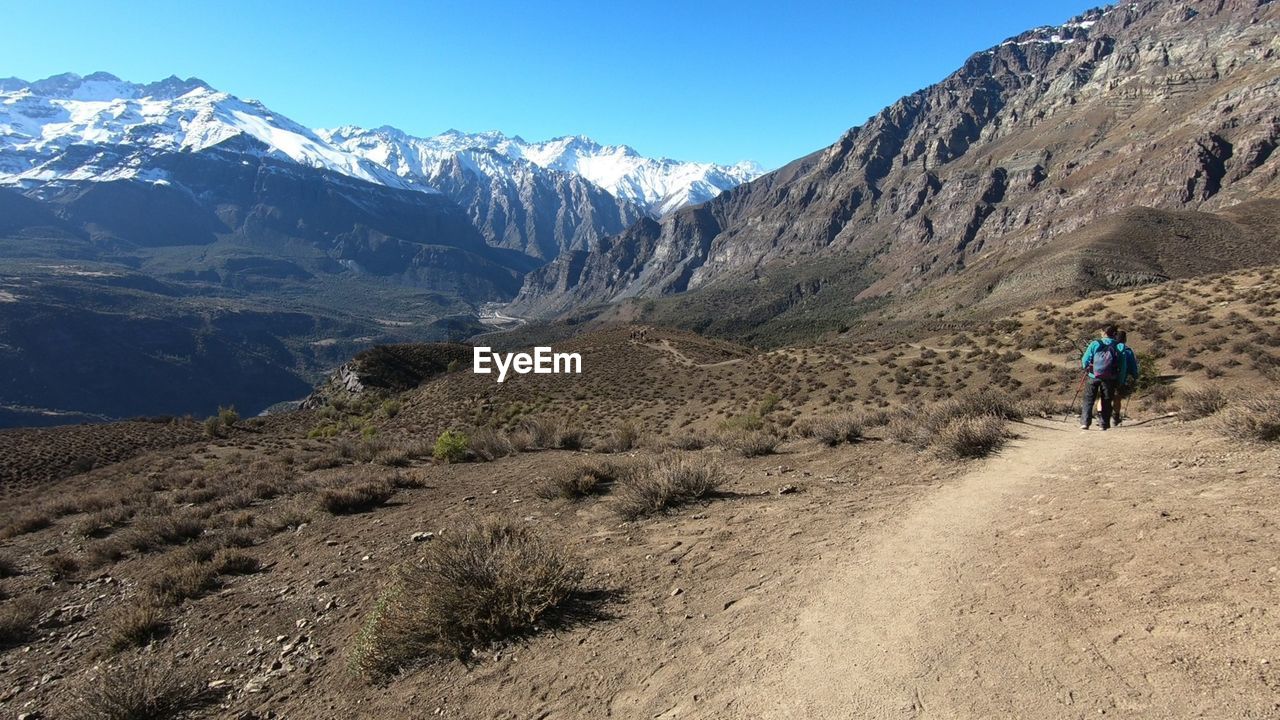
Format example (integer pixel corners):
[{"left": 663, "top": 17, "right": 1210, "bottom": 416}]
[{"left": 2, "top": 0, "right": 1097, "bottom": 169}]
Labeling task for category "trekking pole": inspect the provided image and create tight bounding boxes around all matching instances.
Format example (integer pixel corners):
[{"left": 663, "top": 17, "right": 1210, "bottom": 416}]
[{"left": 1066, "top": 373, "right": 1085, "bottom": 422}]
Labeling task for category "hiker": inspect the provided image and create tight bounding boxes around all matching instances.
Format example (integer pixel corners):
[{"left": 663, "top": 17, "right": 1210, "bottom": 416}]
[
  {"left": 1112, "top": 330, "right": 1140, "bottom": 426},
  {"left": 1080, "top": 324, "right": 1128, "bottom": 431}
]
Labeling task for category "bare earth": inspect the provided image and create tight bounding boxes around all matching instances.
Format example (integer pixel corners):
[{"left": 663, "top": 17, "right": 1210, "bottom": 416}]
[
  {"left": 701, "top": 419, "right": 1280, "bottom": 719},
  {"left": 347, "top": 418, "right": 1278, "bottom": 720}
]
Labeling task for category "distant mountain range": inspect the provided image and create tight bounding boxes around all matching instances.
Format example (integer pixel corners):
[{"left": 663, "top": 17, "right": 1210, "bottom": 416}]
[{"left": 0, "top": 74, "right": 762, "bottom": 259}]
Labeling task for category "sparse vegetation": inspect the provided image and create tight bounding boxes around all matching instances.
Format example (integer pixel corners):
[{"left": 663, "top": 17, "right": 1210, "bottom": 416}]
[
  {"left": 615, "top": 454, "right": 724, "bottom": 519},
  {"left": 931, "top": 416, "right": 1009, "bottom": 459},
  {"left": 351, "top": 518, "right": 584, "bottom": 677},
  {"left": 0, "top": 597, "right": 43, "bottom": 647},
  {"left": 720, "top": 429, "right": 780, "bottom": 457},
  {"left": 105, "top": 602, "right": 168, "bottom": 651},
  {"left": 812, "top": 416, "right": 863, "bottom": 446},
  {"left": 1218, "top": 392, "right": 1280, "bottom": 442},
  {"left": 319, "top": 480, "right": 395, "bottom": 514},
  {"left": 146, "top": 559, "right": 219, "bottom": 606},
  {"left": 1179, "top": 387, "right": 1227, "bottom": 420},
  {"left": 59, "top": 662, "right": 217, "bottom": 720},
  {"left": 536, "top": 460, "right": 628, "bottom": 500}
]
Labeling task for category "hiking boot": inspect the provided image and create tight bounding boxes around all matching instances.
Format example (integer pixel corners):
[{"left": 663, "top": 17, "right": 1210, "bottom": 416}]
[
  {"left": 1079, "top": 424, "right": 1089, "bottom": 431},
  {"left": 1101, "top": 425, "right": 1110, "bottom": 431}
]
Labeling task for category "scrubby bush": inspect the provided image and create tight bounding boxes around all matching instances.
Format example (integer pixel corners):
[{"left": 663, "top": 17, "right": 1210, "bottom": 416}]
[
  {"left": 0, "top": 597, "right": 42, "bottom": 647},
  {"left": 351, "top": 518, "right": 584, "bottom": 678},
  {"left": 888, "top": 388, "right": 1018, "bottom": 459},
  {"left": 432, "top": 430, "right": 470, "bottom": 463},
  {"left": 615, "top": 455, "right": 724, "bottom": 519},
  {"left": 931, "top": 416, "right": 1008, "bottom": 459},
  {"left": 318, "top": 480, "right": 395, "bottom": 515},
  {"left": 1218, "top": 393, "right": 1280, "bottom": 442},
  {"left": 0, "top": 511, "right": 53, "bottom": 539},
  {"left": 1179, "top": 387, "right": 1227, "bottom": 420},
  {"left": 58, "top": 662, "right": 217, "bottom": 720},
  {"left": 105, "top": 602, "right": 168, "bottom": 652},
  {"left": 126, "top": 513, "right": 206, "bottom": 551},
  {"left": 146, "top": 560, "right": 218, "bottom": 606},
  {"left": 212, "top": 549, "right": 260, "bottom": 575},
  {"left": 468, "top": 428, "right": 513, "bottom": 461},
  {"left": 813, "top": 416, "right": 863, "bottom": 447},
  {"left": 721, "top": 429, "right": 779, "bottom": 457},
  {"left": 596, "top": 420, "right": 642, "bottom": 453},
  {"left": 535, "top": 461, "right": 629, "bottom": 501}
]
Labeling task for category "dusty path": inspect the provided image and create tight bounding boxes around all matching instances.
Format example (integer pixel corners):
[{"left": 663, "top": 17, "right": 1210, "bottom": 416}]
[{"left": 730, "top": 419, "right": 1280, "bottom": 719}]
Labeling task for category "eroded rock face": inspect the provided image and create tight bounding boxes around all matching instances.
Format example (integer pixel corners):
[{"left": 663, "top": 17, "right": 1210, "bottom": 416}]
[
  {"left": 425, "top": 153, "right": 647, "bottom": 261},
  {"left": 512, "top": 0, "right": 1280, "bottom": 317}
]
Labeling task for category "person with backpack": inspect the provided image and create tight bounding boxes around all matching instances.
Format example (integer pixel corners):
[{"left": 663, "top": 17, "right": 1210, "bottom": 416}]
[
  {"left": 1080, "top": 324, "right": 1128, "bottom": 431},
  {"left": 1112, "top": 330, "right": 1140, "bottom": 426}
]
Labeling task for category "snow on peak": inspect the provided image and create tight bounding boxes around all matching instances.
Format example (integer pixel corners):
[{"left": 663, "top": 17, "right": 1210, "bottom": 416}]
[
  {"left": 322, "top": 125, "right": 764, "bottom": 216},
  {"left": 1, "top": 72, "right": 764, "bottom": 215},
  {"left": 0, "top": 72, "right": 413, "bottom": 190}
]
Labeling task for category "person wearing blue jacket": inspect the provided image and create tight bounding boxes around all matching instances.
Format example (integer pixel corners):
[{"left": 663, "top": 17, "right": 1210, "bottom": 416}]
[
  {"left": 1080, "top": 324, "right": 1128, "bottom": 431},
  {"left": 1112, "top": 330, "right": 1140, "bottom": 426}
]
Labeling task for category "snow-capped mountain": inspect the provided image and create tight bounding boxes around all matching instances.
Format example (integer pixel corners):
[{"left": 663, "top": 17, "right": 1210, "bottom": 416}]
[
  {"left": 321, "top": 125, "right": 765, "bottom": 217},
  {"left": 0, "top": 72, "right": 413, "bottom": 190}
]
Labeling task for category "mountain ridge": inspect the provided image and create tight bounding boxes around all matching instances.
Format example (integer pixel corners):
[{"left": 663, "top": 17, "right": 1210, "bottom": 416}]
[{"left": 509, "top": 0, "right": 1280, "bottom": 318}]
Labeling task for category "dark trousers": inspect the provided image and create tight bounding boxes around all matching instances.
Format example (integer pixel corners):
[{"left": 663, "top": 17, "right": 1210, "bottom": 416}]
[{"left": 1081, "top": 378, "right": 1117, "bottom": 429}]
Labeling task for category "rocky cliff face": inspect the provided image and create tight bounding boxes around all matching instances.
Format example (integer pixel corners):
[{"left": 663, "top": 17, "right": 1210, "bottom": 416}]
[
  {"left": 511, "top": 0, "right": 1280, "bottom": 317},
  {"left": 423, "top": 151, "right": 647, "bottom": 261}
]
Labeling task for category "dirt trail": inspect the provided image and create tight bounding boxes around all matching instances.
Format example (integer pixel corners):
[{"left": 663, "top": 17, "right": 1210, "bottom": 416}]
[{"left": 729, "top": 419, "right": 1280, "bottom": 718}]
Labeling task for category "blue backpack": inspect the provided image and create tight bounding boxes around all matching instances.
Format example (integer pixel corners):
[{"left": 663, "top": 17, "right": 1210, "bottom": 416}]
[{"left": 1092, "top": 341, "right": 1121, "bottom": 380}]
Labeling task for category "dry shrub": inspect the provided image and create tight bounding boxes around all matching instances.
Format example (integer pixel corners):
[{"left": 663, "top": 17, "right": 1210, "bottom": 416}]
[
  {"left": 535, "top": 461, "right": 629, "bottom": 501},
  {"left": 105, "top": 602, "right": 168, "bottom": 652},
  {"left": 469, "top": 427, "right": 514, "bottom": 461},
  {"left": 1217, "top": 393, "right": 1280, "bottom": 442},
  {"left": 615, "top": 455, "right": 724, "bottom": 519},
  {"left": 0, "top": 554, "right": 19, "bottom": 578},
  {"left": 1178, "top": 387, "right": 1227, "bottom": 421},
  {"left": 212, "top": 549, "right": 260, "bottom": 575},
  {"left": 318, "top": 480, "right": 395, "bottom": 515},
  {"left": 45, "top": 552, "right": 80, "bottom": 581},
  {"left": 351, "top": 518, "right": 584, "bottom": 678},
  {"left": 0, "top": 597, "right": 43, "bottom": 647},
  {"left": 666, "top": 431, "right": 709, "bottom": 450},
  {"left": 519, "top": 417, "right": 583, "bottom": 450},
  {"left": 76, "top": 506, "right": 134, "bottom": 539},
  {"left": 720, "top": 429, "right": 779, "bottom": 457},
  {"left": 126, "top": 513, "right": 206, "bottom": 551},
  {"left": 85, "top": 540, "right": 128, "bottom": 568},
  {"left": 596, "top": 420, "right": 642, "bottom": 453},
  {"left": 855, "top": 408, "right": 892, "bottom": 428},
  {"left": 812, "top": 416, "right": 863, "bottom": 447},
  {"left": 58, "top": 661, "right": 217, "bottom": 720},
  {"left": 889, "top": 388, "right": 1016, "bottom": 459},
  {"left": 507, "top": 429, "right": 534, "bottom": 453},
  {"left": 931, "top": 416, "right": 1008, "bottom": 460},
  {"left": 0, "top": 511, "right": 53, "bottom": 539},
  {"left": 146, "top": 559, "right": 218, "bottom": 606}
]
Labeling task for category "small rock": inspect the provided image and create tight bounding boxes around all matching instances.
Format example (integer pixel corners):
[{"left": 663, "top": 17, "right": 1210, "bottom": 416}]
[
  {"left": 208, "top": 679, "right": 231, "bottom": 690},
  {"left": 778, "top": 484, "right": 797, "bottom": 495},
  {"left": 411, "top": 532, "right": 435, "bottom": 542},
  {"left": 313, "top": 579, "right": 328, "bottom": 588},
  {"left": 670, "top": 587, "right": 683, "bottom": 597}
]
